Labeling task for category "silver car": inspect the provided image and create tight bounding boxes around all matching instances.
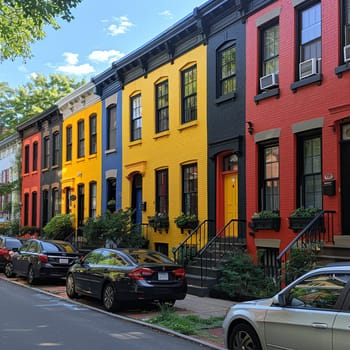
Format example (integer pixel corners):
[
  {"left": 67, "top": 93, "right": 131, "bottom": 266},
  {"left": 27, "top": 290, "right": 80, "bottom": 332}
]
[{"left": 223, "top": 265, "right": 350, "bottom": 350}]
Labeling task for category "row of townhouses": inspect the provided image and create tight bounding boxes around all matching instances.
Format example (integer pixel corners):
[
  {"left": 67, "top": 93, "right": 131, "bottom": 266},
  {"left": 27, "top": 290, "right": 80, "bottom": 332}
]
[{"left": 1, "top": 0, "right": 350, "bottom": 269}]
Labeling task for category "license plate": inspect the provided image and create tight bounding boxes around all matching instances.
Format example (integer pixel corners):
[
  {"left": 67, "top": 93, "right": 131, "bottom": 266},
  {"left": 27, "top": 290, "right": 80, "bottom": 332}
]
[
  {"left": 158, "top": 272, "right": 168, "bottom": 281},
  {"left": 59, "top": 258, "right": 69, "bottom": 264}
]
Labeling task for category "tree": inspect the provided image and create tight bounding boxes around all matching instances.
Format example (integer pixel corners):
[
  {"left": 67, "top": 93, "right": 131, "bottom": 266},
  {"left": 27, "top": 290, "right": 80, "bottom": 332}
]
[
  {"left": 0, "top": 73, "right": 85, "bottom": 140},
  {"left": 0, "top": 0, "right": 83, "bottom": 61}
]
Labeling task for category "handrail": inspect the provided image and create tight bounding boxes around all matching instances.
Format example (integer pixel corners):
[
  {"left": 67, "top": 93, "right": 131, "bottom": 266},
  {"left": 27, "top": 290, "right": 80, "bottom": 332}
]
[{"left": 277, "top": 210, "right": 335, "bottom": 285}]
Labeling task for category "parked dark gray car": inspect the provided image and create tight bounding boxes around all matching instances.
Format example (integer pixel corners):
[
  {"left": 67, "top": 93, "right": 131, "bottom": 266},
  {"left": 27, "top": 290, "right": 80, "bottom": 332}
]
[
  {"left": 66, "top": 248, "right": 187, "bottom": 311},
  {"left": 11, "top": 239, "right": 81, "bottom": 284}
]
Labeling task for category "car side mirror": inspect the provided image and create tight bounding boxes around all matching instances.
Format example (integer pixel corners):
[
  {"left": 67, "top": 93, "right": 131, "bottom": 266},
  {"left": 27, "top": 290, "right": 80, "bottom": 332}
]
[{"left": 272, "top": 293, "right": 286, "bottom": 307}]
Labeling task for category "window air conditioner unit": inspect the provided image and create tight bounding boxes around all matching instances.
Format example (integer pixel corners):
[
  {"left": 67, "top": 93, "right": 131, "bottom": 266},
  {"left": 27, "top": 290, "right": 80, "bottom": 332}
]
[
  {"left": 344, "top": 44, "right": 350, "bottom": 63},
  {"left": 299, "top": 58, "right": 317, "bottom": 80},
  {"left": 259, "top": 73, "right": 279, "bottom": 90}
]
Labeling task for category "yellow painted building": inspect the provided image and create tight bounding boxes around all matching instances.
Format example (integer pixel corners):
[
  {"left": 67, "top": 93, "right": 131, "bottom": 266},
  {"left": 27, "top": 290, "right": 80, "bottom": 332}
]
[
  {"left": 57, "top": 83, "right": 102, "bottom": 237},
  {"left": 121, "top": 45, "right": 208, "bottom": 255}
]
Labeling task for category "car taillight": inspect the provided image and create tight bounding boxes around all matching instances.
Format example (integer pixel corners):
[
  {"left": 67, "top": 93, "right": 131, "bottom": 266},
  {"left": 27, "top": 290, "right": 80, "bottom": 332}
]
[
  {"left": 172, "top": 268, "right": 186, "bottom": 281},
  {"left": 0, "top": 248, "right": 8, "bottom": 255},
  {"left": 38, "top": 254, "right": 49, "bottom": 263},
  {"left": 128, "top": 267, "right": 154, "bottom": 280}
]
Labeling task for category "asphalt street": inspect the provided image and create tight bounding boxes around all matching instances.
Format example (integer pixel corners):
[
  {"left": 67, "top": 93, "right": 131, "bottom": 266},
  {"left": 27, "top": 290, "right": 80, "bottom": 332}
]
[{"left": 0, "top": 279, "right": 222, "bottom": 350}]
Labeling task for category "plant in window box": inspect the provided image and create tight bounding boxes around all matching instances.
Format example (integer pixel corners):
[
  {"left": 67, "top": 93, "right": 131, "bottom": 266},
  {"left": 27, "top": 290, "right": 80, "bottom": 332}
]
[
  {"left": 251, "top": 210, "right": 280, "bottom": 232},
  {"left": 107, "top": 199, "right": 116, "bottom": 212},
  {"left": 288, "top": 207, "right": 321, "bottom": 232},
  {"left": 174, "top": 213, "right": 199, "bottom": 231},
  {"left": 148, "top": 213, "right": 169, "bottom": 232}
]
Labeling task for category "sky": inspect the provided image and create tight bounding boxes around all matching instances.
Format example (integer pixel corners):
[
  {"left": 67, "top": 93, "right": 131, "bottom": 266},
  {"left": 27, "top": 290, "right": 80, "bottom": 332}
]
[{"left": 1, "top": 0, "right": 207, "bottom": 89}]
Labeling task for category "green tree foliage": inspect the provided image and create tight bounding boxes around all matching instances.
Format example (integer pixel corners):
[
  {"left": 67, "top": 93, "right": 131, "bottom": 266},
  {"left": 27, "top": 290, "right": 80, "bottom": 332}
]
[
  {"left": 0, "top": 0, "right": 83, "bottom": 61},
  {"left": 83, "top": 209, "right": 148, "bottom": 248},
  {"left": 42, "top": 214, "right": 74, "bottom": 240},
  {"left": 0, "top": 74, "right": 85, "bottom": 140}
]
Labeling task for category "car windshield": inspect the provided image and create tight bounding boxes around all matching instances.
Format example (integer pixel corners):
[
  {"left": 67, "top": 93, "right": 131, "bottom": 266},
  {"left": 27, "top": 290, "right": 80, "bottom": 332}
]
[
  {"left": 6, "top": 240, "right": 21, "bottom": 249},
  {"left": 126, "top": 250, "right": 174, "bottom": 264},
  {"left": 42, "top": 241, "right": 77, "bottom": 253}
]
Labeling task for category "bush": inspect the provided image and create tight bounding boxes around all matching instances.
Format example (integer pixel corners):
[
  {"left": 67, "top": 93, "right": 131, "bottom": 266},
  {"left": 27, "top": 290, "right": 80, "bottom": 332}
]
[
  {"left": 42, "top": 214, "right": 74, "bottom": 240},
  {"left": 216, "top": 250, "right": 278, "bottom": 299},
  {"left": 83, "top": 208, "right": 147, "bottom": 248}
]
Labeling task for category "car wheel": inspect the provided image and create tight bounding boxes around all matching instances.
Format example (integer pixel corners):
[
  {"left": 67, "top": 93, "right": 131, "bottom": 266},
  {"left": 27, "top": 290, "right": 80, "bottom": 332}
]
[
  {"left": 229, "top": 323, "right": 262, "bottom": 350},
  {"left": 66, "top": 273, "right": 78, "bottom": 298},
  {"left": 4, "top": 262, "right": 15, "bottom": 278},
  {"left": 102, "top": 283, "right": 120, "bottom": 312},
  {"left": 27, "top": 265, "right": 36, "bottom": 285}
]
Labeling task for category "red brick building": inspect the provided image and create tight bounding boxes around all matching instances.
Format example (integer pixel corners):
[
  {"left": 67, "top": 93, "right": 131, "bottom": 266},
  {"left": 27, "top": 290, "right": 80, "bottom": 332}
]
[{"left": 245, "top": 0, "right": 350, "bottom": 261}]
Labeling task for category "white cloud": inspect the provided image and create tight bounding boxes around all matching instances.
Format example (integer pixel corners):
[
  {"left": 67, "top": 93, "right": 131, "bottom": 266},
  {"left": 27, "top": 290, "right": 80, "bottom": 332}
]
[
  {"left": 63, "top": 52, "right": 79, "bottom": 65},
  {"left": 57, "top": 63, "right": 95, "bottom": 75},
  {"left": 159, "top": 10, "right": 173, "bottom": 19},
  {"left": 18, "top": 65, "right": 28, "bottom": 73},
  {"left": 88, "top": 50, "right": 125, "bottom": 63},
  {"left": 108, "top": 16, "right": 134, "bottom": 36}
]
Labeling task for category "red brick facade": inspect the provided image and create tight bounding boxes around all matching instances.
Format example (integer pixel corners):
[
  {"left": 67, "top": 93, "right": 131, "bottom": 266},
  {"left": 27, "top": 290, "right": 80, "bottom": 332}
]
[{"left": 245, "top": 0, "right": 350, "bottom": 256}]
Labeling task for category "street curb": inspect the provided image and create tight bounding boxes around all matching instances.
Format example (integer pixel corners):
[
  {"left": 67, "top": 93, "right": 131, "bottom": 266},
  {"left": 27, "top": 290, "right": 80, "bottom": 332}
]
[{"left": 1, "top": 277, "right": 225, "bottom": 350}]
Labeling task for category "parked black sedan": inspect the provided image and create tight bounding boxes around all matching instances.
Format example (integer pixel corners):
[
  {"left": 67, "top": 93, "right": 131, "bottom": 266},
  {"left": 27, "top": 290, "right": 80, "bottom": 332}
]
[
  {"left": 66, "top": 248, "right": 187, "bottom": 311},
  {"left": 11, "top": 239, "right": 81, "bottom": 284}
]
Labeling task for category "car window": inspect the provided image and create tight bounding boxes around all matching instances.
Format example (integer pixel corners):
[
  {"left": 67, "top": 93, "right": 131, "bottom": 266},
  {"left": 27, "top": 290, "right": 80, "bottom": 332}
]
[
  {"left": 19, "top": 241, "right": 31, "bottom": 252},
  {"left": 84, "top": 250, "right": 103, "bottom": 264},
  {"left": 41, "top": 241, "right": 77, "bottom": 253},
  {"left": 99, "top": 251, "right": 127, "bottom": 266},
  {"left": 127, "top": 250, "right": 174, "bottom": 264},
  {"left": 28, "top": 241, "right": 39, "bottom": 253},
  {"left": 286, "top": 273, "right": 350, "bottom": 310},
  {"left": 6, "top": 240, "right": 21, "bottom": 250}
]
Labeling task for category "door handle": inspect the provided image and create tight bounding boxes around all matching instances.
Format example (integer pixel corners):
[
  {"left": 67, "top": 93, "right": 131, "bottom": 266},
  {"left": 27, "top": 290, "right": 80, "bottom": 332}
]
[{"left": 312, "top": 323, "right": 328, "bottom": 329}]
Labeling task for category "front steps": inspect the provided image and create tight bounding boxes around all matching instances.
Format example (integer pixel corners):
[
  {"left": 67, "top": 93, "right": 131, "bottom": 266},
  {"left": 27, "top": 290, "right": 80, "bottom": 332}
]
[{"left": 316, "top": 235, "right": 350, "bottom": 266}]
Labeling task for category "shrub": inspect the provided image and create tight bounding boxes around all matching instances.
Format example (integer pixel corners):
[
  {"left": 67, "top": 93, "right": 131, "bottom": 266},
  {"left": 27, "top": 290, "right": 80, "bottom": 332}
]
[
  {"left": 83, "top": 208, "right": 147, "bottom": 248},
  {"left": 42, "top": 214, "right": 74, "bottom": 240},
  {"left": 216, "top": 250, "right": 278, "bottom": 299}
]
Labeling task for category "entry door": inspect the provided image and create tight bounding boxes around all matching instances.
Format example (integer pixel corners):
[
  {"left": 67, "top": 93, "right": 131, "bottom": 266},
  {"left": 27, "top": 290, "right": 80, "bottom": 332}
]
[
  {"left": 341, "top": 137, "right": 350, "bottom": 234},
  {"left": 224, "top": 173, "right": 238, "bottom": 225},
  {"left": 132, "top": 174, "right": 142, "bottom": 225}
]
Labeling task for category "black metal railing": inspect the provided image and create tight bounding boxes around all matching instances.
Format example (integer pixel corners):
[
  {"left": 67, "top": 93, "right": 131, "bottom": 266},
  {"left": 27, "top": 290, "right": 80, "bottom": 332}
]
[
  {"left": 277, "top": 210, "right": 335, "bottom": 286},
  {"left": 172, "top": 219, "right": 215, "bottom": 265},
  {"left": 197, "top": 219, "right": 246, "bottom": 286}
]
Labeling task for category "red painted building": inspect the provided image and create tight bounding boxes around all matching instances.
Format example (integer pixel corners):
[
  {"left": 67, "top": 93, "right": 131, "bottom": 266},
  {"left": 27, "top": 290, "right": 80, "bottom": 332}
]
[
  {"left": 245, "top": 0, "right": 350, "bottom": 261},
  {"left": 18, "top": 123, "right": 41, "bottom": 231}
]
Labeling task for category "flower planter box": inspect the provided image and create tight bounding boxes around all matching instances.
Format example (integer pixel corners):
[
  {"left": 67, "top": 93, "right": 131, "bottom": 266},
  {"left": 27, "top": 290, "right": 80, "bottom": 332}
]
[
  {"left": 148, "top": 216, "right": 169, "bottom": 231},
  {"left": 288, "top": 216, "right": 314, "bottom": 231},
  {"left": 176, "top": 220, "right": 199, "bottom": 231},
  {"left": 251, "top": 217, "right": 280, "bottom": 232}
]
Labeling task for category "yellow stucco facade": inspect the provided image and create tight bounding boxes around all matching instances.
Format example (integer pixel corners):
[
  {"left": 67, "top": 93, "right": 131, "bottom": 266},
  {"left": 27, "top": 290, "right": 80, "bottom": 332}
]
[
  {"left": 58, "top": 83, "right": 102, "bottom": 232},
  {"left": 122, "top": 45, "right": 208, "bottom": 254}
]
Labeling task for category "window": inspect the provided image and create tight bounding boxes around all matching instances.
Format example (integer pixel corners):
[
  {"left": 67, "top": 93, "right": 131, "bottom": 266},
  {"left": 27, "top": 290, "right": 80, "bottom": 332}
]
[
  {"left": 52, "top": 132, "right": 60, "bottom": 166},
  {"left": 78, "top": 120, "right": 85, "bottom": 158},
  {"left": 259, "top": 143, "right": 279, "bottom": 211},
  {"left": 342, "top": 0, "right": 350, "bottom": 62},
  {"left": 298, "top": 2, "right": 321, "bottom": 63},
  {"left": 89, "top": 115, "right": 97, "bottom": 155},
  {"left": 131, "top": 94, "right": 142, "bottom": 141},
  {"left": 261, "top": 22, "right": 279, "bottom": 76},
  {"left": 66, "top": 126, "right": 72, "bottom": 161},
  {"left": 156, "top": 80, "right": 169, "bottom": 133},
  {"left": 297, "top": 132, "right": 322, "bottom": 209},
  {"left": 24, "top": 193, "right": 29, "bottom": 226},
  {"left": 43, "top": 136, "right": 50, "bottom": 169},
  {"left": 89, "top": 181, "right": 97, "bottom": 218},
  {"left": 107, "top": 106, "right": 116, "bottom": 150},
  {"left": 218, "top": 45, "right": 236, "bottom": 96},
  {"left": 52, "top": 188, "right": 60, "bottom": 217},
  {"left": 181, "top": 65, "right": 197, "bottom": 123},
  {"left": 42, "top": 190, "right": 49, "bottom": 227},
  {"left": 156, "top": 169, "right": 168, "bottom": 214},
  {"left": 182, "top": 163, "right": 198, "bottom": 216},
  {"left": 31, "top": 191, "right": 37, "bottom": 227},
  {"left": 32, "top": 142, "right": 38, "bottom": 171},
  {"left": 24, "top": 145, "right": 30, "bottom": 174},
  {"left": 286, "top": 273, "right": 350, "bottom": 309}
]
